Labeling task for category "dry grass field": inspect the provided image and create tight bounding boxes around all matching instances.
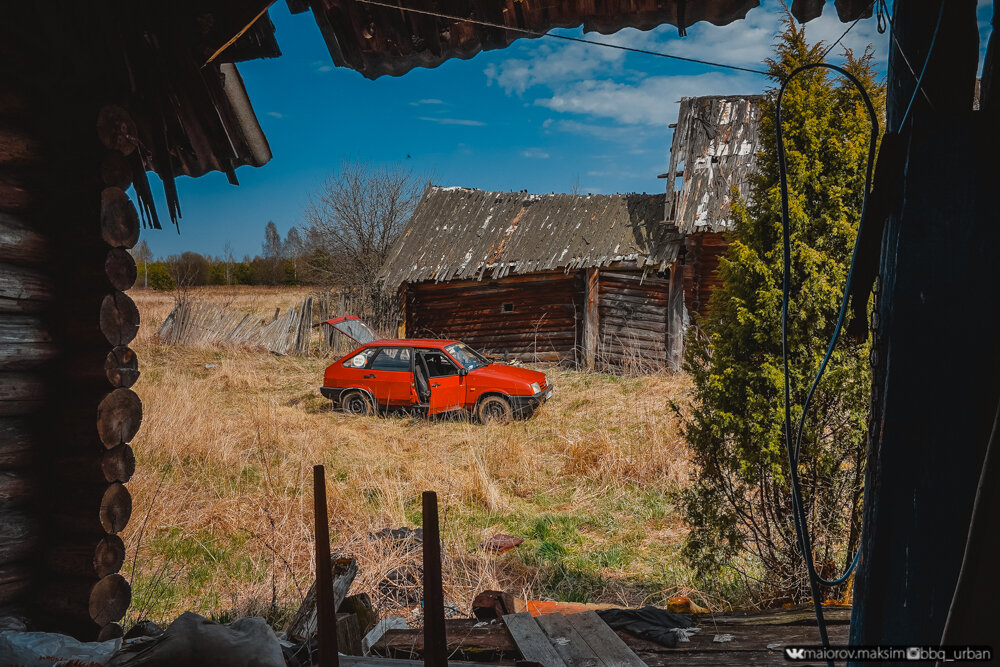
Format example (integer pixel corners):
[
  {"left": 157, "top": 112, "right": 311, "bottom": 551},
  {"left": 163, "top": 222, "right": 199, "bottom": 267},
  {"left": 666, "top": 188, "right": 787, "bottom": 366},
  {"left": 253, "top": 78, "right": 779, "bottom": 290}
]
[{"left": 124, "top": 286, "right": 703, "bottom": 630}]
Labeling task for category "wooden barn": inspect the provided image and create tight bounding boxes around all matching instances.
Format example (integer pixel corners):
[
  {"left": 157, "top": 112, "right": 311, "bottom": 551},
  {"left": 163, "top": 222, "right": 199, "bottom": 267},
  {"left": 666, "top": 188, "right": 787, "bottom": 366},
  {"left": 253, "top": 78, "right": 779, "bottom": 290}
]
[
  {"left": 665, "top": 95, "right": 762, "bottom": 322},
  {"left": 380, "top": 188, "right": 682, "bottom": 370},
  {"left": 380, "top": 95, "right": 762, "bottom": 372}
]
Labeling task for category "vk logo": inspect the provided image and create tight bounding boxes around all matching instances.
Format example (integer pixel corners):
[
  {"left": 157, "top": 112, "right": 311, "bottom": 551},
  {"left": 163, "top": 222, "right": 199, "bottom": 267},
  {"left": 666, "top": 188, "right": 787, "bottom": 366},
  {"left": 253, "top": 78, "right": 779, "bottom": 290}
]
[{"left": 786, "top": 647, "right": 807, "bottom": 660}]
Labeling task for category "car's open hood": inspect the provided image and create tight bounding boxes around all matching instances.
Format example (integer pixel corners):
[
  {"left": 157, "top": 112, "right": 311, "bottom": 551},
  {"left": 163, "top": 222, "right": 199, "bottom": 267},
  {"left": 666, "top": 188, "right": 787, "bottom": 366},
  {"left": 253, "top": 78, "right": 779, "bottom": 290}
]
[{"left": 324, "top": 316, "right": 378, "bottom": 345}]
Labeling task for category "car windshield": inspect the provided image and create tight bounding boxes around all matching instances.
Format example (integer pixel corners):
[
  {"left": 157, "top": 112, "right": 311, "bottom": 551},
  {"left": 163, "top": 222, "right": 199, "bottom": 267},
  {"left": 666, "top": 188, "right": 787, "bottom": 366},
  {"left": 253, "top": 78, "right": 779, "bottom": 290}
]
[{"left": 444, "top": 342, "right": 491, "bottom": 371}]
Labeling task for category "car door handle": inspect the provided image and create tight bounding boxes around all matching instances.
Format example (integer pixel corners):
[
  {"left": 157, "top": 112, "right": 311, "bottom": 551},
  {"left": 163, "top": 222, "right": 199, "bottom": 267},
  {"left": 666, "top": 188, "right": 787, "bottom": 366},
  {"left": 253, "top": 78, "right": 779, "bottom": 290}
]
[
  {"left": 363, "top": 374, "right": 376, "bottom": 379},
  {"left": 431, "top": 383, "right": 441, "bottom": 388}
]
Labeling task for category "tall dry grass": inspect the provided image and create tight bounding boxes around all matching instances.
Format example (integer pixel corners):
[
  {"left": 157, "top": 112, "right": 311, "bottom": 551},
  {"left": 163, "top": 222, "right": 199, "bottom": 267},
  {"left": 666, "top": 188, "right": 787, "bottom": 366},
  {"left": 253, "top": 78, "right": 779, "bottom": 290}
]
[{"left": 123, "top": 286, "right": 698, "bottom": 628}]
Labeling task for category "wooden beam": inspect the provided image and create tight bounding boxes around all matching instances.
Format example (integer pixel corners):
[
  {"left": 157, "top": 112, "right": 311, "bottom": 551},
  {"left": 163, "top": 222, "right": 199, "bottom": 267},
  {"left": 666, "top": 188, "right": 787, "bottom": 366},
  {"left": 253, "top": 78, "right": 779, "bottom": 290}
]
[
  {"left": 313, "top": 465, "right": 340, "bottom": 667},
  {"left": 422, "top": 491, "right": 447, "bottom": 667},
  {"left": 666, "top": 260, "right": 685, "bottom": 372},
  {"left": 583, "top": 269, "right": 599, "bottom": 371}
]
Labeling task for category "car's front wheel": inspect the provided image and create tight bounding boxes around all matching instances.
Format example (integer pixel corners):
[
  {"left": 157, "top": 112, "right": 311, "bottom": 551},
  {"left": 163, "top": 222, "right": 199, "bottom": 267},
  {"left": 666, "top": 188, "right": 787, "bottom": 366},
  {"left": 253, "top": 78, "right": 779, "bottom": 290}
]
[
  {"left": 477, "top": 395, "right": 513, "bottom": 423},
  {"left": 341, "top": 390, "right": 375, "bottom": 416}
]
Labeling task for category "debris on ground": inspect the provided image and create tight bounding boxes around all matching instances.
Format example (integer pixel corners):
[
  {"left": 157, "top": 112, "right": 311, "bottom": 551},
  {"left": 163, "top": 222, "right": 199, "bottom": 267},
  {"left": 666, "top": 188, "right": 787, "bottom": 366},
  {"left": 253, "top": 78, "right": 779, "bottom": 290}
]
[
  {"left": 666, "top": 595, "right": 711, "bottom": 614},
  {"left": 107, "top": 612, "right": 284, "bottom": 667},
  {"left": 0, "top": 630, "right": 121, "bottom": 666},
  {"left": 286, "top": 555, "right": 358, "bottom": 642},
  {"left": 368, "top": 527, "right": 424, "bottom": 606},
  {"left": 361, "top": 616, "right": 409, "bottom": 655},
  {"left": 597, "top": 606, "right": 695, "bottom": 648},
  {"left": 477, "top": 533, "right": 524, "bottom": 553},
  {"left": 124, "top": 620, "right": 163, "bottom": 640},
  {"left": 472, "top": 590, "right": 516, "bottom": 620}
]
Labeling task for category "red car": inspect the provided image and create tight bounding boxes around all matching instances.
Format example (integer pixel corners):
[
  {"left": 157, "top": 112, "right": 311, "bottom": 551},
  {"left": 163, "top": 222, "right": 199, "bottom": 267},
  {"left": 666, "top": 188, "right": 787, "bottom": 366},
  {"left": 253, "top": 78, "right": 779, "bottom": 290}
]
[{"left": 320, "top": 316, "right": 553, "bottom": 421}]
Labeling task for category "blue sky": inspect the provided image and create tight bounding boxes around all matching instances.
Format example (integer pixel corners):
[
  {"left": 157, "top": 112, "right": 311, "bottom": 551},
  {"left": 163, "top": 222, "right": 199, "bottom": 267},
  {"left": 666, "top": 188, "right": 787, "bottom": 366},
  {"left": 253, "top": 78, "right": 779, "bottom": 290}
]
[{"left": 138, "top": 1, "right": 993, "bottom": 259}]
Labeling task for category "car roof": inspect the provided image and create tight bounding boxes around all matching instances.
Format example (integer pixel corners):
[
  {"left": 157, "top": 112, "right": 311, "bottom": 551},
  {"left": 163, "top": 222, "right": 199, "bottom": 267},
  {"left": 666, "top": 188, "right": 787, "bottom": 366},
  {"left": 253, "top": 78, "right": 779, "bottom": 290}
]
[{"left": 366, "top": 338, "right": 460, "bottom": 348}]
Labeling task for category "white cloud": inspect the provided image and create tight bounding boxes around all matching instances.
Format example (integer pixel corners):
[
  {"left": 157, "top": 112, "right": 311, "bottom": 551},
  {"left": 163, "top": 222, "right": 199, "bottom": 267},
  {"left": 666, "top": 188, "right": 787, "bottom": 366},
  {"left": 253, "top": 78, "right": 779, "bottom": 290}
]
[
  {"left": 419, "top": 117, "right": 487, "bottom": 126},
  {"left": 266, "top": 111, "right": 283, "bottom": 119},
  {"left": 520, "top": 148, "right": 550, "bottom": 158},
  {"left": 411, "top": 98, "right": 446, "bottom": 106},
  {"left": 536, "top": 72, "right": 760, "bottom": 126}
]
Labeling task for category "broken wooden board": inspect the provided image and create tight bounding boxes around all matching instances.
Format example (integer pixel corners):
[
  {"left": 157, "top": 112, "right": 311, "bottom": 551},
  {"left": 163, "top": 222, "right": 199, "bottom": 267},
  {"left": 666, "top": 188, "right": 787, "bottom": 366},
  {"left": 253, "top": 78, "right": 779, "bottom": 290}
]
[
  {"left": 286, "top": 555, "right": 358, "bottom": 641},
  {"left": 503, "top": 612, "right": 567, "bottom": 667},
  {"left": 565, "top": 611, "right": 645, "bottom": 667},
  {"left": 370, "top": 619, "right": 518, "bottom": 663},
  {"left": 535, "top": 612, "right": 603, "bottom": 666}
]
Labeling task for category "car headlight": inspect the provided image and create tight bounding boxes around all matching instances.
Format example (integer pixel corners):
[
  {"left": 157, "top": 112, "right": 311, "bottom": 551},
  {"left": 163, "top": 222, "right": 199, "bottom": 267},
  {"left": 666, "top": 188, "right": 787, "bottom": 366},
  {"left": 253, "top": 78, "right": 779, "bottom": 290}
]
[{"left": 531, "top": 382, "right": 541, "bottom": 394}]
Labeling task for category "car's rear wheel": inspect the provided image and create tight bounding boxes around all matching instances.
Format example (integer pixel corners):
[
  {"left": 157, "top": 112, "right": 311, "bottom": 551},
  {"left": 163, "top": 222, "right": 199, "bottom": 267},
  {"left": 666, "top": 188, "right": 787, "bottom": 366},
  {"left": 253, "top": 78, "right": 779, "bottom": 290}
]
[
  {"left": 477, "top": 395, "right": 513, "bottom": 423},
  {"left": 342, "top": 390, "right": 374, "bottom": 416}
]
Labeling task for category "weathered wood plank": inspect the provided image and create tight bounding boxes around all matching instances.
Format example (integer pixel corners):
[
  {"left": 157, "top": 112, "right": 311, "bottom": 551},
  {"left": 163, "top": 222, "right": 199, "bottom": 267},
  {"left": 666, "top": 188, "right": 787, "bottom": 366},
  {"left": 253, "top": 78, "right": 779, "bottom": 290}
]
[
  {"left": 339, "top": 657, "right": 500, "bottom": 667},
  {"left": 536, "top": 612, "right": 603, "bottom": 667},
  {"left": 566, "top": 612, "right": 644, "bottom": 667},
  {"left": 503, "top": 612, "right": 568, "bottom": 667},
  {"left": 286, "top": 555, "right": 358, "bottom": 642},
  {"left": 372, "top": 621, "right": 519, "bottom": 662}
]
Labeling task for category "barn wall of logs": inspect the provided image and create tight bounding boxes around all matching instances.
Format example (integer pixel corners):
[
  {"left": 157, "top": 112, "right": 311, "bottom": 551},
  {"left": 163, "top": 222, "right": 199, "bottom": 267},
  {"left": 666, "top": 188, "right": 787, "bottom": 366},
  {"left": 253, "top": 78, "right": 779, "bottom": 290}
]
[
  {"left": 404, "top": 266, "right": 687, "bottom": 370},
  {"left": 595, "top": 271, "right": 669, "bottom": 371},
  {"left": 682, "top": 232, "right": 728, "bottom": 321},
  {"left": 406, "top": 272, "right": 585, "bottom": 364},
  {"left": 1, "top": 24, "right": 138, "bottom": 639}
]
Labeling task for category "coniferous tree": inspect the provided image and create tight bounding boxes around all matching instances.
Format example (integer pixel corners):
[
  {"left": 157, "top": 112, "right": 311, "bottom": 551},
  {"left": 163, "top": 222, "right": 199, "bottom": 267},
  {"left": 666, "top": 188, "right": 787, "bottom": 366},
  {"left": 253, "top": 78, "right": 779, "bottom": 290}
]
[{"left": 680, "top": 17, "right": 884, "bottom": 604}]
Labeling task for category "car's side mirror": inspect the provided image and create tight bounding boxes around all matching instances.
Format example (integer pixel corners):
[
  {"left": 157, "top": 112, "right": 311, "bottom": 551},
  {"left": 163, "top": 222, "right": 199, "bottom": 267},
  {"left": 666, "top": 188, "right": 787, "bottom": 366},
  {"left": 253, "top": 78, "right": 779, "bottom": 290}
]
[{"left": 458, "top": 367, "right": 468, "bottom": 377}]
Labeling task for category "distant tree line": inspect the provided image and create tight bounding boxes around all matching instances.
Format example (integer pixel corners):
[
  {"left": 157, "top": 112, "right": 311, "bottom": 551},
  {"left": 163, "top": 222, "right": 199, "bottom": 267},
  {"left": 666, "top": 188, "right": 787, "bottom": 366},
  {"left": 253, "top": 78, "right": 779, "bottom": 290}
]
[
  {"left": 130, "top": 161, "right": 426, "bottom": 305},
  {"left": 131, "top": 222, "right": 309, "bottom": 291}
]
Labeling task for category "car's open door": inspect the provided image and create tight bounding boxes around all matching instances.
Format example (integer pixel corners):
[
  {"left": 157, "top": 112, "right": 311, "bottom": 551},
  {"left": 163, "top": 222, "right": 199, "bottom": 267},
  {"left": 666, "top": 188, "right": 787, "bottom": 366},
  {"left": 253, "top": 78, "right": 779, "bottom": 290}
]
[{"left": 324, "top": 315, "right": 379, "bottom": 345}]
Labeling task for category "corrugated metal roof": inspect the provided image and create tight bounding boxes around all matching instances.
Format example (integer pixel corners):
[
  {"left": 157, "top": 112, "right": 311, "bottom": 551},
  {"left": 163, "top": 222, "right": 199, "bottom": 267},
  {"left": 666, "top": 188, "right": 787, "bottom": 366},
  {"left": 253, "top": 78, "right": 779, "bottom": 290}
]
[
  {"left": 665, "top": 95, "right": 763, "bottom": 233},
  {"left": 297, "top": 0, "right": 872, "bottom": 80},
  {"left": 380, "top": 188, "right": 681, "bottom": 286}
]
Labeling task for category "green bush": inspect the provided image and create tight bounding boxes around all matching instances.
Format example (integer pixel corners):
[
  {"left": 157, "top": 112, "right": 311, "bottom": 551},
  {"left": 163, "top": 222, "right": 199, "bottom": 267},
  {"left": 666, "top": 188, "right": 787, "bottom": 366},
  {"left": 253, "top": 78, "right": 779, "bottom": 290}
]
[
  {"left": 147, "top": 262, "right": 175, "bottom": 291},
  {"left": 680, "top": 17, "right": 883, "bottom": 605}
]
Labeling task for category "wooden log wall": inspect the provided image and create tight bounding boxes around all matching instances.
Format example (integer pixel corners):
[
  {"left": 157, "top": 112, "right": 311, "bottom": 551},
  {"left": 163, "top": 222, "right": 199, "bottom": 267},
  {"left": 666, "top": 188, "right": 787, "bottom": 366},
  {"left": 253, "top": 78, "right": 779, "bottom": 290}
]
[
  {"left": 0, "top": 18, "right": 137, "bottom": 638},
  {"left": 595, "top": 270, "right": 668, "bottom": 371},
  {"left": 406, "top": 272, "right": 584, "bottom": 364},
  {"left": 682, "top": 232, "right": 728, "bottom": 321}
]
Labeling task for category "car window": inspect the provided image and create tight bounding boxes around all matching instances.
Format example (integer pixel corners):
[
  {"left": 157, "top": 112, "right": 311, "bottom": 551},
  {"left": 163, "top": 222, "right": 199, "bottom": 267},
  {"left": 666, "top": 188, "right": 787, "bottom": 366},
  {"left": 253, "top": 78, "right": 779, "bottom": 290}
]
[
  {"left": 418, "top": 350, "right": 459, "bottom": 378},
  {"left": 343, "top": 348, "right": 378, "bottom": 369},
  {"left": 370, "top": 347, "right": 411, "bottom": 372},
  {"left": 444, "top": 342, "right": 490, "bottom": 371}
]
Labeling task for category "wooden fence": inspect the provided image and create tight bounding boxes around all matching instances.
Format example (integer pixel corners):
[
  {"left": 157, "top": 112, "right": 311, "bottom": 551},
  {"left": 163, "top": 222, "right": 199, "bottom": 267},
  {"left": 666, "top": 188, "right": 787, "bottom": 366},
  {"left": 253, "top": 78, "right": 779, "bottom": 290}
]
[{"left": 156, "top": 288, "right": 400, "bottom": 357}]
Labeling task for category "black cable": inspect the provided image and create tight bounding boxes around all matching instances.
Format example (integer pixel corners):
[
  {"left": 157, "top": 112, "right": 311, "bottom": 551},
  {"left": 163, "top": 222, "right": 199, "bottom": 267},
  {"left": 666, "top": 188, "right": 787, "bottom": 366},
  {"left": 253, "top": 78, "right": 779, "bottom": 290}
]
[
  {"left": 819, "top": 0, "right": 876, "bottom": 62},
  {"left": 777, "top": 62, "right": 879, "bottom": 662},
  {"left": 352, "top": 0, "right": 770, "bottom": 76}
]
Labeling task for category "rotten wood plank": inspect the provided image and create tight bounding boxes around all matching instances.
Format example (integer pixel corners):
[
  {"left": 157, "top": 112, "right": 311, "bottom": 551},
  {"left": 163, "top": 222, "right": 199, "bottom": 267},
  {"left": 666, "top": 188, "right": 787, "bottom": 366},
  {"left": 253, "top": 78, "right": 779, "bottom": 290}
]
[
  {"left": 566, "top": 611, "right": 644, "bottom": 667},
  {"left": 503, "top": 612, "right": 567, "bottom": 667},
  {"left": 371, "top": 620, "right": 518, "bottom": 663},
  {"left": 286, "top": 555, "right": 358, "bottom": 642},
  {"left": 535, "top": 612, "right": 602, "bottom": 667}
]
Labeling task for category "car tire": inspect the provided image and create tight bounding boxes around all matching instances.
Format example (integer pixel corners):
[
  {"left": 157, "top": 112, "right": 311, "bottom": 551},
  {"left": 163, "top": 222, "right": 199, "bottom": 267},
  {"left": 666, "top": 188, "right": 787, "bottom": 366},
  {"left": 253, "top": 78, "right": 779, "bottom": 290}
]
[
  {"left": 477, "top": 395, "right": 513, "bottom": 423},
  {"left": 341, "top": 390, "right": 374, "bottom": 416}
]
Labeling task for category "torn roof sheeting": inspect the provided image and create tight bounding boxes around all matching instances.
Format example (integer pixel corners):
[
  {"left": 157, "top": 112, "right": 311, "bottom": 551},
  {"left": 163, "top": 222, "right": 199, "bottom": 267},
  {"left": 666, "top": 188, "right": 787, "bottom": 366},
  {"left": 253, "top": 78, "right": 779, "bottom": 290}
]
[
  {"left": 380, "top": 187, "right": 681, "bottom": 286},
  {"left": 294, "top": 0, "right": 873, "bottom": 80},
  {"left": 665, "top": 95, "right": 764, "bottom": 234}
]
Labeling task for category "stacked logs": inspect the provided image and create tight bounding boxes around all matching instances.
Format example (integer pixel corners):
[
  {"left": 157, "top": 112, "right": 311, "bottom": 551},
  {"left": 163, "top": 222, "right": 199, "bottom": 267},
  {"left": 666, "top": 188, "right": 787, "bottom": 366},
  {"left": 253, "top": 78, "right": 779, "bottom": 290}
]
[{"left": 0, "top": 32, "right": 139, "bottom": 636}]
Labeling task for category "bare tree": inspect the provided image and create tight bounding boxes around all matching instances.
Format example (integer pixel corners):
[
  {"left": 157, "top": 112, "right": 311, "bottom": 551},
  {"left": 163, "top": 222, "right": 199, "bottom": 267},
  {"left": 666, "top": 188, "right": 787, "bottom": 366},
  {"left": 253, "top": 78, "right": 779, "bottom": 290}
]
[
  {"left": 223, "top": 240, "right": 235, "bottom": 286},
  {"left": 302, "top": 160, "right": 424, "bottom": 288},
  {"left": 167, "top": 251, "right": 209, "bottom": 301},
  {"left": 130, "top": 239, "right": 153, "bottom": 289}
]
